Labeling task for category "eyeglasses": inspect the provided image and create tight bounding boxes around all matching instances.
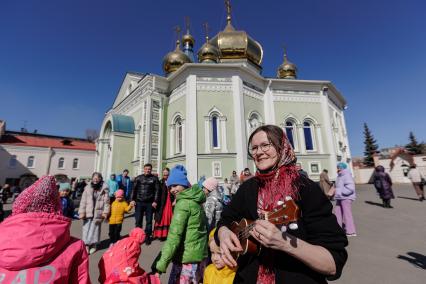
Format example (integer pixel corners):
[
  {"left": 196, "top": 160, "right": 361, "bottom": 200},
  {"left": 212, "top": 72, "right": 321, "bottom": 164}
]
[{"left": 249, "top": 143, "right": 272, "bottom": 155}]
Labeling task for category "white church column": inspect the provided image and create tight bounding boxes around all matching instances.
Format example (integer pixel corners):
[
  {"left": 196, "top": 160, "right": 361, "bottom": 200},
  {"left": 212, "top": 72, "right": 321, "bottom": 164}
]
[
  {"left": 169, "top": 124, "right": 175, "bottom": 156},
  {"left": 297, "top": 124, "right": 307, "bottom": 155},
  {"left": 144, "top": 99, "right": 152, "bottom": 164},
  {"left": 232, "top": 76, "right": 248, "bottom": 171},
  {"left": 315, "top": 124, "right": 324, "bottom": 154},
  {"left": 133, "top": 127, "right": 140, "bottom": 160},
  {"left": 264, "top": 80, "right": 276, "bottom": 124},
  {"left": 182, "top": 119, "right": 186, "bottom": 155},
  {"left": 204, "top": 116, "right": 210, "bottom": 153},
  {"left": 321, "top": 88, "right": 338, "bottom": 178},
  {"left": 185, "top": 75, "right": 198, "bottom": 183},
  {"left": 220, "top": 116, "right": 228, "bottom": 152}
]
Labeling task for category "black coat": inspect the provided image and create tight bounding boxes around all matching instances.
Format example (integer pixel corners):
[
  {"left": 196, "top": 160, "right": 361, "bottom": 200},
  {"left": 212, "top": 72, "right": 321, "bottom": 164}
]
[
  {"left": 132, "top": 174, "right": 161, "bottom": 203},
  {"left": 215, "top": 176, "right": 348, "bottom": 284}
]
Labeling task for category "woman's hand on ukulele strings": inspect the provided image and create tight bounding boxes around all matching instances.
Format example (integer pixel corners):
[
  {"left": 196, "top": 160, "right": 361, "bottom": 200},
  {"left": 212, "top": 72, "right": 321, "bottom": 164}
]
[
  {"left": 218, "top": 226, "right": 243, "bottom": 268},
  {"left": 251, "top": 220, "right": 295, "bottom": 252}
]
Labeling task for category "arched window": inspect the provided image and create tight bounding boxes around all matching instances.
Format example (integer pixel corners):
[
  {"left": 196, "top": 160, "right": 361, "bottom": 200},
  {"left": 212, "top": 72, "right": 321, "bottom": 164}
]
[
  {"left": 72, "top": 158, "right": 79, "bottom": 169},
  {"left": 27, "top": 156, "right": 35, "bottom": 168},
  {"left": 285, "top": 121, "right": 296, "bottom": 148},
  {"left": 58, "top": 157, "right": 65, "bottom": 169},
  {"left": 303, "top": 121, "right": 314, "bottom": 151},
  {"left": 175, "top": 117, "right": 183, "bottom": 154},
  {"left": 211, "top": 115, "right": 219, "bottom": 148},
  {"left": 248, "top": 113, "right": 261, "bottom": 133}
]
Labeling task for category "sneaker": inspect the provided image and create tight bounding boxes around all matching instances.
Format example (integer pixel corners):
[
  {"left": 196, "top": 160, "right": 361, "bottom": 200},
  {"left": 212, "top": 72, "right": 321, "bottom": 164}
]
[
  {"left": 346, "top": 233, "right": 357, "bottom": 237},
  {"left": 89, "top": 247, "right": 97, "bottom": 255},
  {"left": 145, "top": 237, "right": 152, "bottom": 246}
]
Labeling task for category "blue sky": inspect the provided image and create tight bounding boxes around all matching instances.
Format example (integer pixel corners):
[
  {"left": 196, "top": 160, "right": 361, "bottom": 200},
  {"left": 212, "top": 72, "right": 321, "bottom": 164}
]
[{"left": 1, "top": 0, "right": 425, "bottom": 156}]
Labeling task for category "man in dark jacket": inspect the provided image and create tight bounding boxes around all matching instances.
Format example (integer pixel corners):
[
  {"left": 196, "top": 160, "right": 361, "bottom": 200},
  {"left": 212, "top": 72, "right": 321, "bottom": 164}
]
[{"left": 132, "top": 163, "right": 160, "bottom": 245}]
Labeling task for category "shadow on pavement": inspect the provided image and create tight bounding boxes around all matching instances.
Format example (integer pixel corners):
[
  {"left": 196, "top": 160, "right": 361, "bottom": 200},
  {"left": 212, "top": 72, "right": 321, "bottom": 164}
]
[
  {"left": 364, "top": 201, "right": 384, "bottom": 207},
  {"left": 397, "top": 252, "right": 426, "bottom": 269},
  {"left": 397, "top": 196, "right": 421, "bottom": 201}
]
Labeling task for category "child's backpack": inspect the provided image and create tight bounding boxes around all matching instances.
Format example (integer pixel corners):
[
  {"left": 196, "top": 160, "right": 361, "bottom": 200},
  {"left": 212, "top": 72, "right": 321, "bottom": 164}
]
[{"left": 99, "top": 228, "right": 152, "bottom": 284}]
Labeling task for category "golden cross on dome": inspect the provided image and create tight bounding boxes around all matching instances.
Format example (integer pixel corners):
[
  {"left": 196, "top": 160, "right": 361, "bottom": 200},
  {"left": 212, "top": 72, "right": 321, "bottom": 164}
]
[
  {"left": 203, "top": 22, "right": 210, "bottom": 41},
  {"left": 225, "top": 0, "right": 232, "bottom": 24},
  {"left": 283, "top": 44, "right": 288, "bottom": 61},
  {"left": 174, "top": 26, "right": 181, "bottom": 47},
  {"left": 185, "top": 16, "right": 190, "bottom": 34}
]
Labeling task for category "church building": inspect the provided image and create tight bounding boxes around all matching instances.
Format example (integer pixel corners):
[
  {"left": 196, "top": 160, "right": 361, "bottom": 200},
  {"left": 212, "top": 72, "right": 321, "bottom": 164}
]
[{"left": 95, "top": 2, "right": 351, "bottom": 183}]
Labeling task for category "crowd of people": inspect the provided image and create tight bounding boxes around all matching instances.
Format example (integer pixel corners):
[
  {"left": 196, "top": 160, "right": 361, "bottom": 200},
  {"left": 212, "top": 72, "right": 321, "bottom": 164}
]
[{"left": 1, "top": 123, "right": 425, "bottom": 283}]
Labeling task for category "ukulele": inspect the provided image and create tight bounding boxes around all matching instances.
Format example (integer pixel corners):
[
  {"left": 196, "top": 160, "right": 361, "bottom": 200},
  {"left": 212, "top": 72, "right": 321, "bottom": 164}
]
[{"left": 230, "top": 197, "right": 300, "bottom": 259}]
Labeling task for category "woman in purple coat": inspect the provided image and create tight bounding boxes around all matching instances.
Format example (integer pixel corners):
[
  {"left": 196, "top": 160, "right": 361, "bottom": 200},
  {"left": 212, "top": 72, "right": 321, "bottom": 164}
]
[
  {"left": 334, "top": 162, "right": 357, "bottom": 237},
  {"left": 373, "top": 166, "right": 395, "bottom": 208}
]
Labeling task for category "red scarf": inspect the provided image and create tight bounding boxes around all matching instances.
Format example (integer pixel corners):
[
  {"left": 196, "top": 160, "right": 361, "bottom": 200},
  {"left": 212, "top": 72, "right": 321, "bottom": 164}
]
[{"left": 255, "top": 134, "right": 300, "bottom": 284}]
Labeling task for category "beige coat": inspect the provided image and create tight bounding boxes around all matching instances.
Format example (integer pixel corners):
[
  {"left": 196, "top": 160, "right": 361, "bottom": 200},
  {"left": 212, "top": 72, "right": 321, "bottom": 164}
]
[
  {"left": 78, "top": 183, "right": 110, "bottom": 220},
  {"left": 319, "top": 171, "right": 333, "bottom": 194}
]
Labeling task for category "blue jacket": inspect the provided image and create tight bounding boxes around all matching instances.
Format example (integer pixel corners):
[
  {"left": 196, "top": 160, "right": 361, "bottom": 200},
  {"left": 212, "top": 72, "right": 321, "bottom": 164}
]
[
  {"left": 107, "top": 179, "right": 119, "bottom": 197},
  {"left": 116, "top": 174, "right": 133, "bottom": 199}
]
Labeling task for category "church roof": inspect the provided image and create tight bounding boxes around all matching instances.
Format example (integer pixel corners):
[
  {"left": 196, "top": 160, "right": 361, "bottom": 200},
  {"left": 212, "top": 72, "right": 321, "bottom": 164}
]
[{"left": 111, "top": 114, "right": 135, "bottom": 134}]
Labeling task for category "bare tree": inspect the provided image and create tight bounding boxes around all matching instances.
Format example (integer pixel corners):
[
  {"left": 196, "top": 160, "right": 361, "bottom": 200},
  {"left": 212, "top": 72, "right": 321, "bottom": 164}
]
[{"left": 85, "top": 129, "right": 99, "bottom": 142}]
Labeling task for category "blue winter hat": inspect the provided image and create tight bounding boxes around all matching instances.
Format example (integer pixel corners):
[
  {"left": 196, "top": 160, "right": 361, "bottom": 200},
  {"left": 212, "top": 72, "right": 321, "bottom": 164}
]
[
  {"left": 337, "top": 162, "right": 347, "bottom": 170},
  {"left": 166, "top": 164, "right": 190, "bottom": 188},
  {"left": 58, "top": 182, "right": 71, "bottom": 192}
]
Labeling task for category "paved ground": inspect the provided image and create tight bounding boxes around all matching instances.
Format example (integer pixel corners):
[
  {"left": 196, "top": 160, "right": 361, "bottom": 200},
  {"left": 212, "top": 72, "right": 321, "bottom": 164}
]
[{"left": 2, "top": 183, "right": 425, "bottom": 283}]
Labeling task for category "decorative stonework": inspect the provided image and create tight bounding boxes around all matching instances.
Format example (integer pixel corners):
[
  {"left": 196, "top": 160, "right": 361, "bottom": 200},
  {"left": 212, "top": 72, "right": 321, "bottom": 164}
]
[
  {"left": 243, "top": 87, "right": 263, "bottom": 101},
  {"left": 115, "top": 79, "right": 154, "bottom": 114},
  {"left": 273, "top": 95, "right": 321, "bottom": 103},
  {"left": 197, "top": 77, "right": 232, "bottom": 83},
  {"left": 197, "top": 83, "right": 232, "bottom": 92},
  {"left": 169, "top": 84, "right": 186, "bottom": 104},
  {"left": 273, "top": 90, "right": 320, "bottom": 96}
]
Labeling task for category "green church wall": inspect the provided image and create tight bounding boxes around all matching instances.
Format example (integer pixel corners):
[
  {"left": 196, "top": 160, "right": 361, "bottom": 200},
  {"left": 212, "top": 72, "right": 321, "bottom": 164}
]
[
  {"left": 198, "top": 156, "right": 236, "bottom": 181},
  {"left": 111, "top": 134, "right": 134, "bottom": 175}
]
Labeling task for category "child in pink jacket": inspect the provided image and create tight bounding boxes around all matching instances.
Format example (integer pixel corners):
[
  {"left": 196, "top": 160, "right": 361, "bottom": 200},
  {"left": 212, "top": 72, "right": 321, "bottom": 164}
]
[
  {"left": 0, "top": 176, "right": 90, "bottom": 283},
  {"left": 99, "top": 227, "right": 160, "bottom": 284}
]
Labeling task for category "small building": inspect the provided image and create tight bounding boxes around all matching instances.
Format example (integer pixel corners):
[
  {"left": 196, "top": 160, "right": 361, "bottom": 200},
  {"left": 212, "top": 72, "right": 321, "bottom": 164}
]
[{"left": 0, "top": 121, "right": 96, "bottom": 187}]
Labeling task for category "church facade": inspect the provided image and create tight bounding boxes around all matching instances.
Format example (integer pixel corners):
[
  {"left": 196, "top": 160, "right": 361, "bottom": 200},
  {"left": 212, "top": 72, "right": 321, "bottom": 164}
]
[{"left": 95, "top": 5, "right": 351, "bottom": 183}]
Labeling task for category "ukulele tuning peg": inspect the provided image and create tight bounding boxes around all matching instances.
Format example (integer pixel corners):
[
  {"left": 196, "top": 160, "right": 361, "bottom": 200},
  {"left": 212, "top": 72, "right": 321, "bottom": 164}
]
[
  {"left": 289, "top": 223, "right": 298, "bottom": 230},
  {"left": 277, "top": 200, "right": 284, "bottom": 206},
  {"left": 281, "top": 225, "right": 287, "bottom": 233},
  {"left": 285, "top": 196, "right": 293, "bottom": 201}
]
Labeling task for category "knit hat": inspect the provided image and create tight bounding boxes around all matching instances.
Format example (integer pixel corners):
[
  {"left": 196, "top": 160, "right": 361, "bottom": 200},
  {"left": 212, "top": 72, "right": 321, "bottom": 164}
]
[
  {"left": 166, "top": 164, "right": 190, "bottom": 187},
  {"left": 202, "top": 177, "right": 219, "bottom": 192},
  {"left": 115, "top": 189, "right": 124, "bottom": 198},
  {"left": 59, "top": 182, "right": 71, "bottom": 192},
  {"left": 337, "top": 162, "right": 348, "bottom": 170},
  {"left": 12, "top": 176, "right": 62, "bottom": 216}
]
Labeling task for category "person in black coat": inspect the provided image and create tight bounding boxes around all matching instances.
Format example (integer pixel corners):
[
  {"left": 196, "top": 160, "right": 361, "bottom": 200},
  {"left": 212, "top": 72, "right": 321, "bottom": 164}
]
[
  {"left": 373, "top": 165, "right": 395, "bottom": 208},
  {"left": 215, "top": 125, "right": 348, "bottom": 284},
  {"left": 132, "top": 163, "right": 161, "bottom": 245}
]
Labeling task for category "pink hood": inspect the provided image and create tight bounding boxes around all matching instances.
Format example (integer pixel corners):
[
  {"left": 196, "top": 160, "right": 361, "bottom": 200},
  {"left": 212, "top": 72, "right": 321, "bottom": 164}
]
[{"left": 0, "top": 212, "right": 71, "bottom": 270}]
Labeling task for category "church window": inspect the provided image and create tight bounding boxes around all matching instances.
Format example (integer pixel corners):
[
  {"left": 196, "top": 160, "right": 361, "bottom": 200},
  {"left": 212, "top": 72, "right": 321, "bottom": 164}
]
[
  {"left": 212, "top": 115, "right": 219, "bottom": 148},
  {"left": 58, "top": 157, "right": 65, "bottom": 169},
  {"left": 27, "top": 156, "right": 35, "bottom": 168},
  {"left": 248, "top": 113, "right": 262, "bottom": 134},
  {"left": 285, "top": 121, "right": 296, "bottom": 149},
  {"left": 303, "top": 121, "right": 315, "bottom": 151},
  {"left": 175, "top": 117, "right": 183, "bottom": 154}
]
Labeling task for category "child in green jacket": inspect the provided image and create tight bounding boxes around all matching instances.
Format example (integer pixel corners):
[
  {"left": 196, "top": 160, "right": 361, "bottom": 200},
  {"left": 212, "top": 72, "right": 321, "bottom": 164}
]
[{"left": 154, "top": 164, "right": 208, "bottom": 283}]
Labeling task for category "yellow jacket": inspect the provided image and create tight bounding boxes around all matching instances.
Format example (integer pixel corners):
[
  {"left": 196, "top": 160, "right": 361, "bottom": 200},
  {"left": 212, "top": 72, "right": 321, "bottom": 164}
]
[
  {"left": 203, "top": 263, "right": 236, "bottom": 284},
  {"left": 109, "top": 200, "right": 132, "bottom": 225}
]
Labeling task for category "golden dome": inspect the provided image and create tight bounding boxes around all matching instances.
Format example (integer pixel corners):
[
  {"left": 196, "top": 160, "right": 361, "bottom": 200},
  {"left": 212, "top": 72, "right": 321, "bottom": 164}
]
[
  {"left": 198, "top": 36, "right": 220, "bottom": 63},
  {"left": 277, "top": 52, "right": 297, "bottom": 79},
  {"left": 210, "top": 22, "right": 263, "bottom": 66},
  {"left": 182, "top": 33, "right": 195, "bottom": 46},
  {"left": 162, "top": 40, "right": 191, "bottom": 75}
]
